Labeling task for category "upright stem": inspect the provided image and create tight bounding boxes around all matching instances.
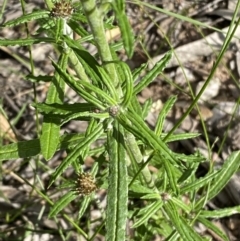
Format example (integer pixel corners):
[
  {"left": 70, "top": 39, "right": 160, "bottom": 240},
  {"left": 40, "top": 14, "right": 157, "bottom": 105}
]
[
  {"left": 80, "top": 0, "right": 120, "bottom": 90},
  {"left": 125, "top": 132, "right": 155, "bottom": 189}
]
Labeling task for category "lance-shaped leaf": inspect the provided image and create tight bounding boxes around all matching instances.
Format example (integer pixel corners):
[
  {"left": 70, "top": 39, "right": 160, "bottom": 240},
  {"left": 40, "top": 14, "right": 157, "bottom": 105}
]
[
  {"left": 133, "top": 200, "right": 163, "bottom": 228},
  {"left": 2, "top": 10, "right": 50, "bottom": 27},
  {"left": 134, "top": 51, "right": 172, "bottom": 95},
  {"left": 112, "top": 1, "right": 134, "bottom": 57},
  {"left": 51, "top": 60, "right": 110, "bottom": 109},
  {"left": 33, "top": 103, "right": 96, "bottom": 115},
  {"left": 117, "top": 62, "right": 133, "bottom": 108},
  {"left": 160, "top": 154, "right": 179, "bottom": 194},
  {"left": 164, "top": 200, "right": 203, "bottom": 241},
  {"left": 0, "top": 37, "right": 55, "bottom": 47},
  {"left": 197, "top": 216, "right": 229, "bottom": 241},
  {"left": 200, "top": 206, "right": 240, "bottom": 219},
  {"left": 195, "top": 151, "right": 240, "bottom": 210},
  {"left": 54, "top": 18, "right": 64, "bottom": 42},
  {"left": 40, "top": 53, "right": 67, "bottom": 160},
  {"left": 49, "top": 191, "right": 77, "bottom": 217},
  {"left": 155, "top": 96, "right": 177, "bottom": 137},
  {"left": 117, "top": 110, "right": 177, "bottom": 166},
  {"left": 106, "top": 122, "right": 128, "bottom": 241}
]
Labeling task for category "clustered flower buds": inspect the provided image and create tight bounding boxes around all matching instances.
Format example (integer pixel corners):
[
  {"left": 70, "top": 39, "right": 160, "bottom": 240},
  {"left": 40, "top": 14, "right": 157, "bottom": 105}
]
[
  {"left": 75, "top": 172, "right": 97, "bottom": 196},
  {"left": 50, "top": 0, "right": 74, "bottom": 18}
]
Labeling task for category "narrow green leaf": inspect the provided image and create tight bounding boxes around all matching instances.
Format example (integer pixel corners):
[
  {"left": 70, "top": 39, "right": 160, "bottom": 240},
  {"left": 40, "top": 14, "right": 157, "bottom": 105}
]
[
  {"left": 141, "top": 98, "right": 152, "bottom": 119},
  {"left": 197, "top": 216, "right": 230, "bottom": 241},
  {"left": 141, "top": 193, "right": 160, "bottom": 200},
  {"left": 48, "top": 55, "right": 67, "bottom": 104},
  {"left": 33, "top": 103, "right": 96, "bottom": 115},
  {"left": 106, "top": 122, "right": 128, "bottom": 241},
  {"left": 35, "top": 18, "right": 56, "bottom": 35},
  {"left": 113, "top": 0, "right": 125, "bottom": 12},
  {"left": 77, "top": 79, "right": 117, "bottom": 106},
  {"left": 171, "top": 197, "right": 191, "bottom": 213},
  {"left": 196, "top": 151, "right": 240, "bottom": 209},
  {"left": 40, "top": 53, "right": 67, "bottom": 160},
  {"left": 26, "top": 74, "right": 53, "bottom": 83},
  {"left": 49, "top": 192, "right": 77, "bottom": 217},
  {"left": 129, "top": 96, "right": 143, "bottom": 118},
  {"left": 208, "top": 151, "right": 240, "bottom": 198},
  {"left": 2, "top": 10, "right": 50, "bottom": 27},
  {"left": 118, "top": 111, "right": 178, "bottom": 191},
  {"left": 129, "top": 182, "right": 155, "bottom": 195},
  {"left": 132, "top": 63, "right": 148, "bottom": 82},
  {"left": 40, "top": 115, "right": 61, "bottom": 160},
  {"left": 180, "top": 171, "right": 219, "bottom": 194},
  {"left": 68, "top": 20, "right": 93, "bottom": 43},
  {"left": 161, "top": 132, "right": 201, "bottom": 143},
  {"left": 134, "top": 51, "right": 172, "bottom": 95},
  {"left": 160, "top": 154, "right": 179, "bottom": 194},
  {"left": 61, "top": 111, "right": 109, "bottom": 126},
  {"left": 155, "top": 96, "right": 177, "bottom": 137},
  {"left": 118, "top": 62, "right": 133, "bottom": 108},
  {"left": 200, "top": 206, "right": 240, "bottom": 218},
  {"left": 126, "top": 140, "right": 153, "bottom": 188},
  {"left": 164, "top": 200, "right": 202, "bottom": 241},
  {"left": 133, "top": 201, "right": 163, "bottom": 228},
  {"left": 174, "top": 152, "right": 206, "bottom": 163},
  {"left": 64, "top": 36, "right": 111, "bottom": 89},
  {"left": 69, "top": 44, "right": 103, "bottom": 85},
  {"left": 59, "top": 133, "right": 85, "bottom": 149},
  {"left": 33, "top": 102, "right": 109, "bottom": 124},
  {"left": 81, "top": 119, "right": 97, "bottom": 161},
  {"left": 96, "top": 66, "right": 118, "bottom": 101},
  {"left": 0, "top": 37, "right": 55, "bottom": 46},
  {"left": 118, "top": 111, "right": 177, "bottom": 165},
  {"left": 70, "top": 12, "right": 87, "bottom": 23},
  {"left": 177, "top": 164, "right": 199, "bottom": 184},
  {"left": 116, "top": 12, "right": 134, "bottom": 58},
  {"left": 112, "top": 1, "right": 134, "bottom": 57},
  {"left": 55, "top": 18, "right": 64, "bottom": 42},
  {"left": 51, "top": 60, "right": 106, "bottom": 109},
  {"left": 163, "top": 200, "right": 184, "bottom": 237},
  {"left": 179, "top": 217, "right": 204, "bottom": 241},
  {"left": 78, "top": 196, "right": 92, "bottom": 219}
]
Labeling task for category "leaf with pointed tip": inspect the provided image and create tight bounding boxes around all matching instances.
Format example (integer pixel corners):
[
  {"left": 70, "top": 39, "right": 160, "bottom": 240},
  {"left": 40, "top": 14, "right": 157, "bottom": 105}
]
[
  {"left": 195, "top": 151, "right": 240, "bottom": 209},
  {"left": 112, "top": 2, "right": 134, "bottom": 58},
  {"left": 2, "top": 10, "right": 50, "bottom": 27},
  {"left": 133, "top": 201, "right": 163, "bottom": 228},
  {"left": 164, "top": 200, "right": 203, "bottom": 241},
  {"left": 134, "top": 51, "right": 172, "bottom": 95},
  {"left": 40, "top": 53, "right": 67, "bottom": 160},
  {"left": 49, "top": 192, "right": 77, "bottom": 217},
  {"left": 0, "top": 37, "right": 55, "bottom": 46},
  {"left": 155, "top": 96, "right": 177, "bottom": 137},
  {"left": 197, "top": 216, "right": 229, "bottom": 241}
]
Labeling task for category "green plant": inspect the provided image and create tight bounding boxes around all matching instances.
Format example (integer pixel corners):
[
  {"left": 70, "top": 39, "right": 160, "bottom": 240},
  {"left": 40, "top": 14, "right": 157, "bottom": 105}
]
[{"left": 0, "top": 0, "right": 240, "bottom": 240}]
